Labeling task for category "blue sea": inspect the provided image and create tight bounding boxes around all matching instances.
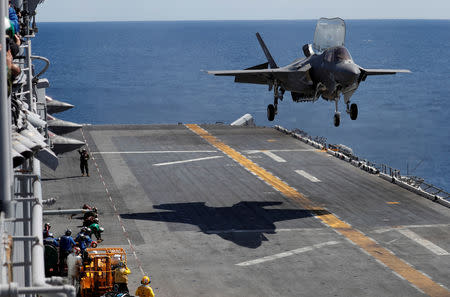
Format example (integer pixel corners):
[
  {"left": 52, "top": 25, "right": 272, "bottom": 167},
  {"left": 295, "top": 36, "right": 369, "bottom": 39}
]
[{"left": 33, "top": 20, "right": 450, "bottom": 192}]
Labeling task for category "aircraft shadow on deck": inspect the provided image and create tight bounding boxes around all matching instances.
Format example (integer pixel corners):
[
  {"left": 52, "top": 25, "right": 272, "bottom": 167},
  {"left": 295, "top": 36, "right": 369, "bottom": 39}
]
[{"left": 120, "top": 201, "right": 329, "bottom": 248}]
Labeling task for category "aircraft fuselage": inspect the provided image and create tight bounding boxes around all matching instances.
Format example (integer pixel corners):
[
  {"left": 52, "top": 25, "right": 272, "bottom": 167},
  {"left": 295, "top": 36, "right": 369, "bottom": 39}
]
[{"left": 282, "top": 46, "right": 361, "bottom": 102}]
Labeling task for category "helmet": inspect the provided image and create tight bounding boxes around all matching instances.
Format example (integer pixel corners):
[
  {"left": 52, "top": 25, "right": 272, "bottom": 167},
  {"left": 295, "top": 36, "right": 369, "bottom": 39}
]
[
  {"left": 65, "top": 229, "right": 72, "bottom": 236},
  {"left": 141, "top": 276, "right": 150, "bottom": 285},
  {"left": 44, "top": 222, "right": 50, "bottom": 228},
  {"left": 118, "top": 261, "right": 125, "bottom": 267},
  {"left": 85, "top": 227, "right": 91, "bottom": 235},
  {"left": 94, "top": 218, "right": 99, "bottom": 223},
  {"left": 81, "top": 227, "right": 87, "bottom": 233}
]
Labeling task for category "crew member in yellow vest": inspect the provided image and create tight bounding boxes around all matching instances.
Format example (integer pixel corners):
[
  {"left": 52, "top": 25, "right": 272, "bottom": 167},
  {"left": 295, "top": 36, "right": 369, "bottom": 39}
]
[
  {"left": 135, "top": 276, "right": 155, "bottom": 297},
  {"left": 114, "top": 261, "right": 131, "bottom": 293}
]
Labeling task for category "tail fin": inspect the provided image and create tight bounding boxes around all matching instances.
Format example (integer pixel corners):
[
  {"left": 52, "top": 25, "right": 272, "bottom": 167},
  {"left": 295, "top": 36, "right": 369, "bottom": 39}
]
[{"left": 256, "top": 33, "right": 278, "bottom": 69}]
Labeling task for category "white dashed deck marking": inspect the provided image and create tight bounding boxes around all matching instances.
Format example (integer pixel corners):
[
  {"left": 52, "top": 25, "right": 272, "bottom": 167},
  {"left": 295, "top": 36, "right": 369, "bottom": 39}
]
[
  {"left": 261, "top": 151, "right": 287, "bottom": 162},
  {"left": 153, "top": 156, "right": 223, "bottom": 166},
  {"left": 398, "top": 229, "right": 449, "bottom": 256},
  {"left": 295, "top": 170, "right": 321, "bottom": 182},
  {"left": 236, "top": 241, "right": 340, "bottom": 266}
]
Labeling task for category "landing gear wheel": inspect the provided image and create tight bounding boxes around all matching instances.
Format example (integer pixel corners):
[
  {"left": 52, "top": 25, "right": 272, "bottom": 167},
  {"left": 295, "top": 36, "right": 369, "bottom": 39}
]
[
  {"left": 350, "top": 103, "right": 358, "bottom": 120},
  {"left": 334, "top": 113, "right": 340, "bottom": 127},
  {"left": 267, "top": 104, "right": 275, "bottom": 121}
]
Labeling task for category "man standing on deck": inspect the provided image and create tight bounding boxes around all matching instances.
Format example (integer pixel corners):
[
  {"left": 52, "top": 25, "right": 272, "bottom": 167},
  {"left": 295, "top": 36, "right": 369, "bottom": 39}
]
[
  {"left": 114, "top": 261, "right": 131, "bottom": 293},
  {"left": 59, "top": 229, "right": 76, "bottom": 275},
  {"left": 78, "top": 148, "right": 90, "bottom": 176}
]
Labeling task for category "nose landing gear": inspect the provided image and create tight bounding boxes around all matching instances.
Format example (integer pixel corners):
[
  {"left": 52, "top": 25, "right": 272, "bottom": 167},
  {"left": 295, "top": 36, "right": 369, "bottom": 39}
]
[
  {"left": 334, "top": 112, "right": 341, "bottom": 127},
  {"left": 333, "top": 99, "right": 341, "bottom": 127}
]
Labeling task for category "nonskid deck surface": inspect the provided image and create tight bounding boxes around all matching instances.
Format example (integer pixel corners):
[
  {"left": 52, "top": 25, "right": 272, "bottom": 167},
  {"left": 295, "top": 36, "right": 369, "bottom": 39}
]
[{"left": 42, "top": 124, "right": 450, "bottom": 297}]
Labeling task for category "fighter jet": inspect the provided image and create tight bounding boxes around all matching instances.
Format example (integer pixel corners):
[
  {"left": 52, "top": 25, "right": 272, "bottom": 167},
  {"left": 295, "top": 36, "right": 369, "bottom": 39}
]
[{"left": 208, "top": 18, "right": 410, "bottom": 126}]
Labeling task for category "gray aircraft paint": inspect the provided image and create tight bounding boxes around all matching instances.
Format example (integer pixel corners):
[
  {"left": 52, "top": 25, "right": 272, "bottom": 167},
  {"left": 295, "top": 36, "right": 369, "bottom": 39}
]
[{"left": 208, "top": 18, "right": 410, "bottom": 127}]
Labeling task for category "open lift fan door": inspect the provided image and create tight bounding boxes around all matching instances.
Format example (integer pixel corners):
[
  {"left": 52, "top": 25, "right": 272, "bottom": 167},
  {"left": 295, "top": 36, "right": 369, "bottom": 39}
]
[{"left": 313, "top": 17, "right": 346, "bottom": 53}]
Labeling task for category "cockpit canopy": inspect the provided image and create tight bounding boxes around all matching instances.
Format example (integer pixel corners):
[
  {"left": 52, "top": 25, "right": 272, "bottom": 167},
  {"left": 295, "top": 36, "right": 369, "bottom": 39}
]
[
  {"left": 324, "top": 46, "right": 353, "bottom": 63},
  {"left": 313, "top": 17, "right": 346, "bottom": 53}
]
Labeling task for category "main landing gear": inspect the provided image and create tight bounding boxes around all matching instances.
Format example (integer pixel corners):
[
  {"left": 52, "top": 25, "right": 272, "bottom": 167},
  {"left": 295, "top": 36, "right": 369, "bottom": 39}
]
[
  {"left": 267, "top": 82, "right": 284, "bottom": 121},
  {"left": 348, "top": 103, "right": 358, "bottom": 120},
  {"left": 267, "top": 104, "right": 276, "bottom": 121},
  {"left": 333, "top": 100, "right": 358, "bottom": 127}
]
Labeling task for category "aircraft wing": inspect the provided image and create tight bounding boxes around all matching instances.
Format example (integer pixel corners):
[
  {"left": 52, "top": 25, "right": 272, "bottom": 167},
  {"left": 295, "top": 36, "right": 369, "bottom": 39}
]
[
  {"left": 358, "top": 68, "right": 411, "bottom": 82},
  {"left": 208, "top": 64, "right": 311, "bottom": 86},
  {"left": 362, "top": 68, "right": 411, "bottom": 75},
  {"left": 208, "top": 68, "right": 293, "bottom": 76}
]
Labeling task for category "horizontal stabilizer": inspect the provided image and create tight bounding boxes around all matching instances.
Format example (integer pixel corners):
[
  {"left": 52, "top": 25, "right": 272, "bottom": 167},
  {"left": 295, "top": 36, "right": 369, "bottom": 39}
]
[{"left": 245, "top": 62, "right": 269, "bottom": 70}]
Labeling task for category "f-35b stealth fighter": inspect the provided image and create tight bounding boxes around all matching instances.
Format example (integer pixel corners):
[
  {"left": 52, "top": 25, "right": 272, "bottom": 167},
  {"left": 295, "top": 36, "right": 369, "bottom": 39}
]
[{"left": 208, "top": 18, "right": 410, "bottom": 126}]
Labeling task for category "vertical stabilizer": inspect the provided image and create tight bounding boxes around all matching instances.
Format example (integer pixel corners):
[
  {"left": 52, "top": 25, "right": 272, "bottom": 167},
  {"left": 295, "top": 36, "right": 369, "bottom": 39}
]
[{"left": 256, "top": 33, "right": 278, "bottom": 69}]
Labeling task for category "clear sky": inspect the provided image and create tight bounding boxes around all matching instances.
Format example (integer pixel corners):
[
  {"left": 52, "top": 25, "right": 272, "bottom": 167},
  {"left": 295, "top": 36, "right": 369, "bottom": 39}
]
[{"left": 37, "top": 0, "right": 449, "bottom": 22}]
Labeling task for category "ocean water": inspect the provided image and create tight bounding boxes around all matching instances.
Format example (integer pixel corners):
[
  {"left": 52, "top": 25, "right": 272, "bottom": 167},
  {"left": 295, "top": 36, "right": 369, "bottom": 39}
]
[{"left": 33, "top": 20, "right": 450, "bottom": 191}]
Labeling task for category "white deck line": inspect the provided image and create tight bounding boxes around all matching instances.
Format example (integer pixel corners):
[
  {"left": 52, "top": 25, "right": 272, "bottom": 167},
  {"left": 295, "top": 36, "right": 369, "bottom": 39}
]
[
  {"left": 373, "top": 224, "right": 450, "bottom": 234},
  {"left": 244, "top": 149, "right": 316, "bottom": 154},
  {"left": 153, "top": 156, "right": 223, "bottom": 166},
  {"left": 398, "top": 229, "right": 449, "bottom": 256},
  {"left": 262, "top": 151, "right": 287, "bottom": 162},
  {"left": 92, "top": 150, "right": 217, "bottom": 154},
  {"left": 295, "top": 170, "right": 321, "bottom": 182},
  {"left": 236, "top": 241, "right": 340, "bottom": 266}
]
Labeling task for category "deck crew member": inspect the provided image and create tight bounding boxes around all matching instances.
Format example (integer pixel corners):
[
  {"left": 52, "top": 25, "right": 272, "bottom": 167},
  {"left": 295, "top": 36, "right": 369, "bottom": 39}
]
[
  {"left": 43, "top": 222, "right": 51, "bottom": 238},
  {"left": 59, "top": 229, "right": 76, "bottom": 275},
  {"left": 75, "top": 227, "right": 93, "bottom": 253},
  {"left": 88, "top": 218, "right": 104, "bottom": 242},
  {"left": 78, "top": 148, "right": 90, "bottom": 176},
  {"left": 135, "top": 276, "right": 155, "bottom": 297},
  {"left": 114, "top": 261, "right": 131, "bottom": 293},
  {"left": 43, "top": 233, "right": 59, "bottom": 247}
]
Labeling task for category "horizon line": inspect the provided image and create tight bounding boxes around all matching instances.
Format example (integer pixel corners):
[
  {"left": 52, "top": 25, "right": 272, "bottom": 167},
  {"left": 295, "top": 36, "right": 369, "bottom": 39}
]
[{"left": 36, "top": 18, "right": 450, "bottom": 23}]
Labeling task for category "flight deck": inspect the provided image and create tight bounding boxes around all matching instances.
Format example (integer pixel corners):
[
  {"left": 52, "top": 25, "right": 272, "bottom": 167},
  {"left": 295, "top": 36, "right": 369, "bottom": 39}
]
[{"left": 42, "top": 124, "right": 450, "bottom": 297}]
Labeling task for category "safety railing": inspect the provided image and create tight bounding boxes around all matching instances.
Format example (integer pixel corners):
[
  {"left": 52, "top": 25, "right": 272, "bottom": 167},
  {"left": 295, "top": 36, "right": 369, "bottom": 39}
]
[{"left": 274, "top": 125, "right": 450, "bottom": 206}]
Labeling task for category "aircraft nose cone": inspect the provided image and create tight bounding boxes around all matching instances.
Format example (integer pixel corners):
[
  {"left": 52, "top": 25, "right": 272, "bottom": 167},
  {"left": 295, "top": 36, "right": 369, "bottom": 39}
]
[{"left": 336, "top": 63, "right": 361, "bottom": 84}]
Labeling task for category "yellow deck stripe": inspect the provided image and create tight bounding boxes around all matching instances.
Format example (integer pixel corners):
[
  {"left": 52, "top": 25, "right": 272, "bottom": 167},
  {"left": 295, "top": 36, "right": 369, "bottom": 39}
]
[{"left": 186, "top": 124, "right": 449, "bottom": 297}]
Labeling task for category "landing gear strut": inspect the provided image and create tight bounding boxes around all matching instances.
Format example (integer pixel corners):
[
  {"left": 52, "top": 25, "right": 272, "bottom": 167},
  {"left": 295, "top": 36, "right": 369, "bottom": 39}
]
[
  {"left": 333, "top": 99, "right": 340, "bottom": 127},
  {"left": 267, "top": 81, "right": 284, "bottom": 121}
]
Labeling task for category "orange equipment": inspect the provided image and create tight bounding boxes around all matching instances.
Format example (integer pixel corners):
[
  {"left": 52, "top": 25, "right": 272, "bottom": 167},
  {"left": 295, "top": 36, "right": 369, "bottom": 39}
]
[{"left": 79, "top": 247, "right": 127, "bottom": 297}]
